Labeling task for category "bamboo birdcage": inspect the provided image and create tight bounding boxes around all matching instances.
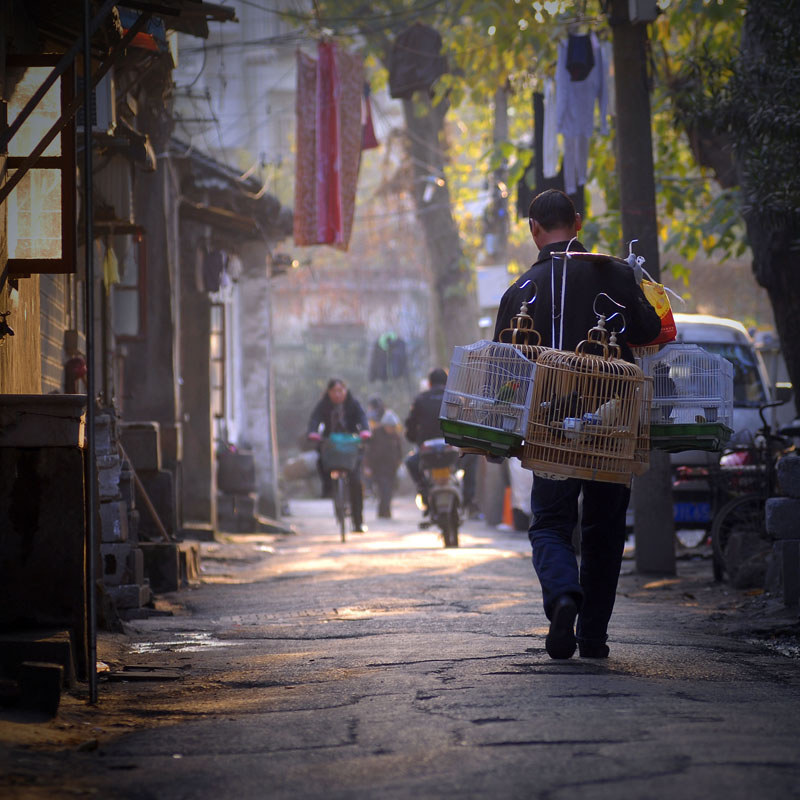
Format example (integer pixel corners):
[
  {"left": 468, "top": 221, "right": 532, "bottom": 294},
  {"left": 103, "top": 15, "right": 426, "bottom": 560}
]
[
  {"left": 642, "top": 343, "right": 734, "bottom": 452},
  {"left": 497, "top": 300, "right": 549, "bottom": 363},
  {"left": 521, "top": 317, "right": 647, "bottom": 486},
  {"left": 439, "top": 338, "right": 536, "bottom": 458}
]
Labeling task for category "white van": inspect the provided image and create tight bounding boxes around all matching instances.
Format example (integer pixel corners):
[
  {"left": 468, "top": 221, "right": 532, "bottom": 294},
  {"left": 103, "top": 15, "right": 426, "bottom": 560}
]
[{"left": 672, "top": 312, "right": 782, "bottom": 449}]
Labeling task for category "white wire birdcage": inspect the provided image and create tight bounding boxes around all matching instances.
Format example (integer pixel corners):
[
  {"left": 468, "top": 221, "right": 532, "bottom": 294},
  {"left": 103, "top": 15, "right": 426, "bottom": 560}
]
[
  {"left": 521, "top": 318, "right": 647, "bottom": 485},
  {"left": 641, "top": 343, "right": 734, "bottom": 452},
  {"left": 439, "top": 340, "right": 536, "bottom": 457}
]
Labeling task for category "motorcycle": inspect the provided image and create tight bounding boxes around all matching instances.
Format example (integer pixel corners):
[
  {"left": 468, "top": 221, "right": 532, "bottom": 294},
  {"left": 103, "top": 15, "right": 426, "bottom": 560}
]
[{"left": 416, "top": 437, "right": 463, "bottom": 547}]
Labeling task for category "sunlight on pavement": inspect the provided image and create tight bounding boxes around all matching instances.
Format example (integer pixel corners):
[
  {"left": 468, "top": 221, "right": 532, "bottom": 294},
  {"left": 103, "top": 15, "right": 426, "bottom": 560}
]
[{"left": 130, "top": 632, "right": 246, "bottom": 654}]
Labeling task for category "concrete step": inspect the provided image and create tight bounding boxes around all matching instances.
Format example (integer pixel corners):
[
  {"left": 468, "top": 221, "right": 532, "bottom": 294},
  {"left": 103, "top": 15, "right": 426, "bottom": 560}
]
[
  {"left": 0, "top": 628, "right": 76, "bottom": 689},
  {"left": 180, "top": 522, "right": 216, "bottom": 542}
]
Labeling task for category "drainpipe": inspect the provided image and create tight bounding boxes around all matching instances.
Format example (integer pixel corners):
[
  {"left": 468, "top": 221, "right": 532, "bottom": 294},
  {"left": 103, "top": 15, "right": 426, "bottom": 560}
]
[{"left": 83, "top": 0, "right": 98, "bottom": 705}]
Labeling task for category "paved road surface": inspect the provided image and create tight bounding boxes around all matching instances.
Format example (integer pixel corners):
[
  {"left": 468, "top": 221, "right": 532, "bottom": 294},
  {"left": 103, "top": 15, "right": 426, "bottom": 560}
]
[{"left": 2, "top": 494, "right": 799, "bottom": 799}]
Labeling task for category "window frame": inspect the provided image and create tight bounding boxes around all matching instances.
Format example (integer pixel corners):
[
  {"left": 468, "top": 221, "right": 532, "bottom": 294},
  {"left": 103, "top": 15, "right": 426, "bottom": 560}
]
[
  {"left": 5, "top": 54, "right": 77, "bottom": 277},
  {"left": 210, "top": 301, "right": 226, "bottom": 420},
  {"left": 109, "top": 228, "right": 147, "bottom": 342}
]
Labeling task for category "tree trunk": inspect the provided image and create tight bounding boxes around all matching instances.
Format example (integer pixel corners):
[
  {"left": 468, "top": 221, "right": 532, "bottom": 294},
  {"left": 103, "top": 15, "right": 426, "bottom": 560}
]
[
  {"left": 738, "top": 2, "right": 800, "bottom": 418},
  {"left": 747, "top": 216, "right": 800, "bottom": 417},
  {"left": 402, "top": 92, "right": 478, "bottom": 364},
  {"left": 765, "top": 274, "right": 800, "bottom": 418}
]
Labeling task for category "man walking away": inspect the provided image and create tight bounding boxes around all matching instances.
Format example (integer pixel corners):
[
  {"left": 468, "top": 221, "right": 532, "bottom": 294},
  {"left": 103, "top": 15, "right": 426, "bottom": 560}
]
[{"left": 494, "top": 189, "right": 660, "bottom": 660}]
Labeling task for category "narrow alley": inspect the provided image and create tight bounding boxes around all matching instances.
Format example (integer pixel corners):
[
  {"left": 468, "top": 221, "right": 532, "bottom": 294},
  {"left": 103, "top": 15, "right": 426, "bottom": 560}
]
[{"left": 3, "top": 495, "right": 799, "bottom": 799}]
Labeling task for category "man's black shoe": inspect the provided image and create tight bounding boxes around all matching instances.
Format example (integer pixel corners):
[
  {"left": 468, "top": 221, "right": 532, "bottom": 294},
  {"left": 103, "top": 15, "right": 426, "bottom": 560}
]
[
  {"left": 578, "top": 642, "right": 609, "bottom": 659},
  {"left": 545, "top": 595, "right": 578, "bottom": 660}
]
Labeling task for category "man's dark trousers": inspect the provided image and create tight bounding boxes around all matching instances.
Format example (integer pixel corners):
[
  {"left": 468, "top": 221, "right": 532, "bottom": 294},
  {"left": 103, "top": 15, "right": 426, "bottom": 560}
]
[{"left": 529, "top": 476, "right": 630, "bottom": 647}]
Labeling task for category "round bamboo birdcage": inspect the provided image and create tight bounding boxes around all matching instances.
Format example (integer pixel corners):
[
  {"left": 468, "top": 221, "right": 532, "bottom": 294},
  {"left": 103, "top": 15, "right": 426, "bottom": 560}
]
[
  {"left": 498, "top": 301, "right": 549, "bottom": 362},
  {"left": 521, "top": 319, "right": 647, "bottom": 486}
]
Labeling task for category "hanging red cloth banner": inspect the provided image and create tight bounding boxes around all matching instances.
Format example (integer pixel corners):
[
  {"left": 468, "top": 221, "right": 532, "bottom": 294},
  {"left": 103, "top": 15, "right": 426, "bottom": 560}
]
[
  {"left": 315, "top": 41, "right": 341, "bottom": 244},
  {"left": 294, "top": 42, "right": 365, "bottom": 250}
]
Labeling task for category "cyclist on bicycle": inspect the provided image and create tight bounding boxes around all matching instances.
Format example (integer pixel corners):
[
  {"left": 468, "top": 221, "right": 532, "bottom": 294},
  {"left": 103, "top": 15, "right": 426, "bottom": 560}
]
[{"left": 307, "top": 378, "right": 371, "bottom": 532}]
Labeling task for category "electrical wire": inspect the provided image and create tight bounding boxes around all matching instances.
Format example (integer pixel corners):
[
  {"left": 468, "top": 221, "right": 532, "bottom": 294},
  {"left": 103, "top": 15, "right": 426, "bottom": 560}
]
[
  {"left": 180, "top": 29, "right": 312, "bottom": 53},
  {"left": 184, "top": 40, "right": 208, "bottom": 88},
  {"left": 233, "top": 0, "right": 451, "bottom": 25}
]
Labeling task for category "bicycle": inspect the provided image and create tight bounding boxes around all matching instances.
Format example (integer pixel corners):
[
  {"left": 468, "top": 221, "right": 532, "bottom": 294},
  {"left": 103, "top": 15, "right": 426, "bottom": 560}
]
[
  {"left": 319, "top": 432, "right": 363, "bottom": 542},
  {"left": 709, "top": 399, "right": 797, "bottom": 582}
]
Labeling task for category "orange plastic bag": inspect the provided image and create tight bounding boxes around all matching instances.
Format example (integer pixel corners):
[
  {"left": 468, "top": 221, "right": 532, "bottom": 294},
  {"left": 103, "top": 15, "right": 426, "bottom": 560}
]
[{"left": 640, "top": 279, "right": 677, "bottom": 345}]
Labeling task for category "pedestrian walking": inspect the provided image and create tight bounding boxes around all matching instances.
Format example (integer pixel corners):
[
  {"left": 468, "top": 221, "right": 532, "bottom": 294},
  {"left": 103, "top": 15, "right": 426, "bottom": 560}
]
[
  {"left": 494, "top": 189, "right": 660, "bottom": 660},
  {"left": 364, "top": 397, "right": 404, "bottom": 519}
]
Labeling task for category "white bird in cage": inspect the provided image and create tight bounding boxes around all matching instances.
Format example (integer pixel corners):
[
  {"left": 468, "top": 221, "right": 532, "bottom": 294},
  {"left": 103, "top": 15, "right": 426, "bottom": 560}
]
[{"left": 595, "top": 396, "right": 620, "bottom": 426}]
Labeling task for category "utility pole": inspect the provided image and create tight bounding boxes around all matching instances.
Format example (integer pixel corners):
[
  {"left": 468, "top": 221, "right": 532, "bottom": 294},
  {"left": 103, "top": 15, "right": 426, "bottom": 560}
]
[{"left": 609, "top": 0, "right": 676, "bottom": 575}]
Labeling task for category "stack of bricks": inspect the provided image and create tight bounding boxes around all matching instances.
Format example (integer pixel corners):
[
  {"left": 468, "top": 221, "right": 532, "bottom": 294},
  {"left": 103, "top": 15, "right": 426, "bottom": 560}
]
[
  {"left": 97, "top": 414, "right": 151, "bottom": 617},
  {"left": 765, "top": 454, "right": 800, "bottom": 606}
]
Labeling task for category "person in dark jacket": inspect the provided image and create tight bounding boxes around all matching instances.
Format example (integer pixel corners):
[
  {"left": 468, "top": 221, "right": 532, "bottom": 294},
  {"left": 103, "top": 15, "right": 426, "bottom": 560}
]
[
  {"left": 307, "top": 378, "right": 370, "bottom": 532},
  {"left": 404, "top": 367, "right": 447, "bottom": 505},
  {"left": 495, "top": 189, "right": 661, "bottom": 661}
]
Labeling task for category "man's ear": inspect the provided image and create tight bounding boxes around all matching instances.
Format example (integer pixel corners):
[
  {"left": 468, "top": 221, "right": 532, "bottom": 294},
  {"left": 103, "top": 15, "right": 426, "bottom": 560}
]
[
  {"left": 574, "top": 212, "right": 583, "bottom": 233},
  {"left": 530, "top": 219, "right": 541, "bottom": 239}
]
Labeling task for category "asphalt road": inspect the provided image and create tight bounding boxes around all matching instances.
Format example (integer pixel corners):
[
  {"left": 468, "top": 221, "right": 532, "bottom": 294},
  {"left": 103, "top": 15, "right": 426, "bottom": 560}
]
[{"left": 3, "top": 494, "right": 800, "bottom": 799}]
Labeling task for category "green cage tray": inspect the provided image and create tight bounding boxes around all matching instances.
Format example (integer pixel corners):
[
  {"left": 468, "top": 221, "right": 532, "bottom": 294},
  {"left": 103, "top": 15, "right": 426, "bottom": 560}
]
[
  {"left": 439, "top": 418, "right": 523, "bottom": 458},
  {"left": 649, "top": 422, "right": 733, "bottom": 453}
]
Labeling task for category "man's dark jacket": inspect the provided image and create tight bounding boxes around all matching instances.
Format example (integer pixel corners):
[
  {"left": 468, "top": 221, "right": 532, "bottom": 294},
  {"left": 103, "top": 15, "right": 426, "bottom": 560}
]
[
  {"left": 405, "top": 385, "right": 445, "bottom": 445},
  {"left": 493, "top": 240, "right": 661, "bottom": 362}
]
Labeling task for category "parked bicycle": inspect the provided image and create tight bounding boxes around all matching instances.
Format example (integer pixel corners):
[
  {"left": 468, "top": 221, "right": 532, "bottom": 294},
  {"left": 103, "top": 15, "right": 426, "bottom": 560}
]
[
  {"left": 319, "top": 432, "right": 364, "bottom": 542},
  {"left": 709, "top": 399, "right": 798, "bottom": 582}
]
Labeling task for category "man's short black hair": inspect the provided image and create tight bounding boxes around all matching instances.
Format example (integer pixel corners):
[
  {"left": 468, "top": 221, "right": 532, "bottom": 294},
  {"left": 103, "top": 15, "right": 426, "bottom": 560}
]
[
  {"left": 428, "top": 367, "right": 447, "bottom": 386},
  {"left": 528, "top": 189, "right": 576, "bottom": 231}
]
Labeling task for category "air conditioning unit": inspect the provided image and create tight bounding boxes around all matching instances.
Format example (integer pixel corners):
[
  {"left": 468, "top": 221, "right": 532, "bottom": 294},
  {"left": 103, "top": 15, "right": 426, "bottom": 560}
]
[{"left": 77, "top": 71, "right": 116, "bottom": 134}]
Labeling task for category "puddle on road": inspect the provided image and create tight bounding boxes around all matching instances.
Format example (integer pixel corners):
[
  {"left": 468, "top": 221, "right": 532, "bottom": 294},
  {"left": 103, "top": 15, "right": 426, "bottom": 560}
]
[{"left": 131, "top": 632, "right": 245, "bottom": 654}]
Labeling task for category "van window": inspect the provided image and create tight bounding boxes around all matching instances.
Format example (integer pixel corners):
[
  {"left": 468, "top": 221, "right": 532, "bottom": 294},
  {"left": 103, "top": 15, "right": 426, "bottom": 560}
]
[{"left": 695, "top": 342, "right": 767, "bottom": 407}]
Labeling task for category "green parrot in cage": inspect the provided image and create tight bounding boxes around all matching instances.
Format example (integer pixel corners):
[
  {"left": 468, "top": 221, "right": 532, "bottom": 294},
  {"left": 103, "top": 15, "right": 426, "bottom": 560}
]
[{"left": 494, "top": 380, "right": 520, "bottom": 405}]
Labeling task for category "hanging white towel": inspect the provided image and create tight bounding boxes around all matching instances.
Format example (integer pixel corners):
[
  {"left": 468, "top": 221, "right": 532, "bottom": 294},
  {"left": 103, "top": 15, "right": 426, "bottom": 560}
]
[{"left": 542, "top": 78, "right": 559, "bottom": 180}]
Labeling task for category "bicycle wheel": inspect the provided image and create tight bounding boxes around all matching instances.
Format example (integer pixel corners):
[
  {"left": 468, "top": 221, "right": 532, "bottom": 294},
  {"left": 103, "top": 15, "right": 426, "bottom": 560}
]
[
  {"left": 710, "top": 493, "right": 765, "bottom": 582},
  {"left": 333, "top": 476, "right": 347, "bottom": 542}
]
